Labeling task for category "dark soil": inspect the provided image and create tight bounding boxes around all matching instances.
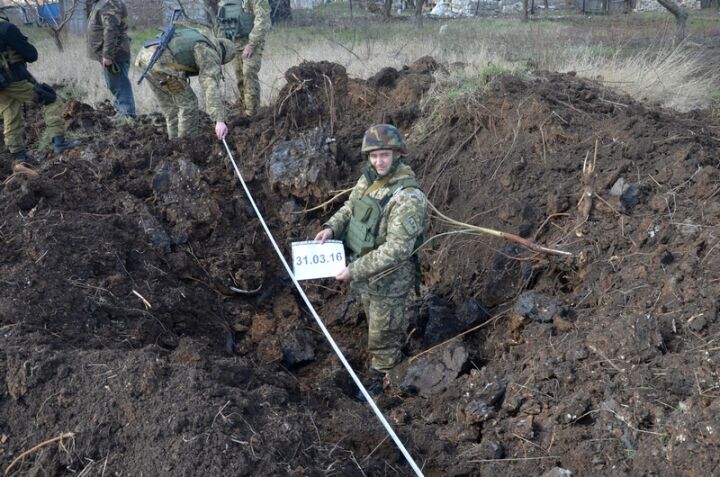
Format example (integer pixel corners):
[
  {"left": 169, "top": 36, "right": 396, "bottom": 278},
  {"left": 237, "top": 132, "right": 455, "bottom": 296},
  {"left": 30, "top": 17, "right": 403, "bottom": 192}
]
[{"left": 1, "top": 58, "right": 720, "bottom": 476}]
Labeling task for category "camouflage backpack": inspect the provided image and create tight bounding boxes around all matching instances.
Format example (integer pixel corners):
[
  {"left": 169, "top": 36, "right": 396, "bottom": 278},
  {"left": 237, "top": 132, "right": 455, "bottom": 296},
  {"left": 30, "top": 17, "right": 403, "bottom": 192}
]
[{"left": 216, "top": 0, "right": 255, "bottom": 41}]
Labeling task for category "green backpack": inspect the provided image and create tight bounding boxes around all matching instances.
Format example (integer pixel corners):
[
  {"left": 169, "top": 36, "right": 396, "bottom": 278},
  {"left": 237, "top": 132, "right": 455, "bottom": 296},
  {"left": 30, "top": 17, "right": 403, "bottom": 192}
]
[{"left": 217, "top": 0, "right": 255, "bottom": 40}]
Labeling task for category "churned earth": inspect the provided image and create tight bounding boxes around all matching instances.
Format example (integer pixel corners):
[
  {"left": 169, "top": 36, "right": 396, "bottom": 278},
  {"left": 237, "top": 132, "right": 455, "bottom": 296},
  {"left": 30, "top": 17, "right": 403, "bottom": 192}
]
[{"left": 1, "top": 58, "right": 719, "bottom": 476}]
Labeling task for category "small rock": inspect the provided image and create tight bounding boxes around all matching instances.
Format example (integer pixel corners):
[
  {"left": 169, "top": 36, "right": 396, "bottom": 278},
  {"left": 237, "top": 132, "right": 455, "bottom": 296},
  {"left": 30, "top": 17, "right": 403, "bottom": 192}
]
[
  {"left": 386, "top": 344, "right": 468, "bottom": 397},
  {"left": 514, "top": 416, "right": 534, "bottom": 440},
  {"left": 609, "top": 177, "right": 627, "bottom": 196},
  {"left": 281, "top": 330, "right": 316, "bottom": 367},
  {"left": 687, "top": 314, "right": 707, "bottom": 332},
  {"left": 541, "top": 467, "right": 574, "bottom": 477},
  {"left": 515, "top": 291, "right": 564, "bottom": 323},
  {"left": 620, "top": 184, "right": 640, "bottom": 211},
  {"left": 475, "top": 438, "right": 505, "bottom": 460}
]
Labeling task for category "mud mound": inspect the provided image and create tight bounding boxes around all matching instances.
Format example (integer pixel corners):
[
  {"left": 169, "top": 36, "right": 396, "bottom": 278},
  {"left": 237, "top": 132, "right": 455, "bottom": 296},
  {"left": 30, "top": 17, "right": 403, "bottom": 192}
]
[{"left": 2, "top": 61, "right": 720, "bottom": 476}]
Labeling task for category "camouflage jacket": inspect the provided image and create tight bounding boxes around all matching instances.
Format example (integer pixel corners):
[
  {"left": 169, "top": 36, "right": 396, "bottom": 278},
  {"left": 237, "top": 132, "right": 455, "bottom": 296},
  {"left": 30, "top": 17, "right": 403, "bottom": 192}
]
[
  {"left": 234, "top": 0, "right": 271, "bottom": 49},
  {"left": 135, "top": 39, "right": 227, "bottom": 122},
  {"left": 325, "top": 163, "right": 428, "bottom": 297},
  {"left": 87, "top": 0, "right": 131, "bottom": 63}
]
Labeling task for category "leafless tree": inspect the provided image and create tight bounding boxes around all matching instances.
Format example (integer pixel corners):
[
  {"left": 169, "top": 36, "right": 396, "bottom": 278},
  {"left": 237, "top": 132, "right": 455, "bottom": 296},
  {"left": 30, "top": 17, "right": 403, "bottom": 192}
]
[
  {"left": 414, "top": 0, "right": 426, "bottom": 26},
  {"left": 383, "top": 0, "right": 393, "bottom": 17},
  {"left": 656, "top": 0, "right": 688, "bottom": 41},
  {"left": 23, "top": 0, "right": 80, "bottom": 51}
]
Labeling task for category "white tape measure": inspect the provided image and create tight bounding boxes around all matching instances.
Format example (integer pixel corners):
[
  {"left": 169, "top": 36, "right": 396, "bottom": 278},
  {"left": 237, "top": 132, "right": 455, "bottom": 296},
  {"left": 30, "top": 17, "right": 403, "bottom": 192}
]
[{"left": 291, "top": 240, "right": 346, "bottom": 280}]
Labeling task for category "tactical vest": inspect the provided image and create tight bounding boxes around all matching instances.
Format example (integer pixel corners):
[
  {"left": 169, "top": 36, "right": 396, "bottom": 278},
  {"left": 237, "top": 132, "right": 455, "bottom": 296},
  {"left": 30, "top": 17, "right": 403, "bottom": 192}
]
[
  {"left": 217, "top": 0, "right": 255, "bottom": 40},
  {"left": 344, "top": 176, "right": 421, "bottom": 257},
  {"left": 165, "top": 28, "right": 215, "bottom": 75}
]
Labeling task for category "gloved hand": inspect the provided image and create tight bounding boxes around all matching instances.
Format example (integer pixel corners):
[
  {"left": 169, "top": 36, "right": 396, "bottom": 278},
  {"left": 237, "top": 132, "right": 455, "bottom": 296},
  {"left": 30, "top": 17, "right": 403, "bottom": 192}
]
[
  {"left": 32, "top": 83, "right": 57, "bottom": 105},
  {"left": 215, "top": 121, "right": 228, "bottom": 140}
]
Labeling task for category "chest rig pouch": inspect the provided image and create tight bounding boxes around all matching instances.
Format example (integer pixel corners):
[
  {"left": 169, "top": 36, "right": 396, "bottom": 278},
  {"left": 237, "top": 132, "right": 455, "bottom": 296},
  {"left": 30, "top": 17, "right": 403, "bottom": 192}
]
[{"left": 344, "top": 177, "right": 419, "bottom": 257}]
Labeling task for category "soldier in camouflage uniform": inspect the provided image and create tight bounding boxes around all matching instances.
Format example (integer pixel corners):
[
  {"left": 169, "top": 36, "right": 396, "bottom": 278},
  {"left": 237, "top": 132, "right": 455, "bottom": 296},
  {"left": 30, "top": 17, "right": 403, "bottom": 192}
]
[
  {"left": 0, "top": 8, "right": 80, "bottom": 163},
  {"left": 87, "top": 0, "right": 136, "bottom": 121},
  {"left": 315, "top": 124, "right": 428, "bottom": 373},
  {"left": 135, "top": 28, "right": 235, "bottom": 140},
  {"left": 216, "top": 0, "right": 271, "bottom": 116}
]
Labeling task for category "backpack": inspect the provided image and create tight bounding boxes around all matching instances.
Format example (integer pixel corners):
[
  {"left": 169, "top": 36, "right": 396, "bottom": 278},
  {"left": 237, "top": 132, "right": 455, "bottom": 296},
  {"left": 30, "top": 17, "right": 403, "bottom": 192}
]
[{"left": 216, "top": 0, "right": 255, "bottom": 40}]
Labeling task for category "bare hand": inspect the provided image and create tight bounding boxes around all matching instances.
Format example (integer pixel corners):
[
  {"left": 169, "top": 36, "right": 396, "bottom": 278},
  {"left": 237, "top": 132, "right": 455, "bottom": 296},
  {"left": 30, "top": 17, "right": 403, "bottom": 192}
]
[
  {"left": 215, "top": 121, "right": 228, "bottom": 140},
  {"left": 314, "top": 228, "right": 333, "bottom": 244},
  {"left": 336, "top": 267, "right": 351, "bottom": 281},
  {"left": 242, "top": 45, "right": 254, "bottom": 59},
  {"left": 102, "top": 57, "right": 113, "bottom": 67}
]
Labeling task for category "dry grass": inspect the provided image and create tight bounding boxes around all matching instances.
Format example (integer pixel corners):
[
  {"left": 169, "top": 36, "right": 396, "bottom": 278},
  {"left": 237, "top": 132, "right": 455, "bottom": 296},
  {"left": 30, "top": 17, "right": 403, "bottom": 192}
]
[
  {"left": 29, "top": 12, "right": 720, "bottom": 114},
  {"left": 555, "top": 43, "right": 720, "bottom": 112}
]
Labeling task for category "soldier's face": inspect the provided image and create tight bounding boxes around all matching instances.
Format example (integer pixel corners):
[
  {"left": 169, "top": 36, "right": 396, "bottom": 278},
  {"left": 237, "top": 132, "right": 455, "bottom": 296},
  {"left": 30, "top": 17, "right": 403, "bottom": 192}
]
[{"left": 369, "top": 149, "right": 394, "bottom": 176}]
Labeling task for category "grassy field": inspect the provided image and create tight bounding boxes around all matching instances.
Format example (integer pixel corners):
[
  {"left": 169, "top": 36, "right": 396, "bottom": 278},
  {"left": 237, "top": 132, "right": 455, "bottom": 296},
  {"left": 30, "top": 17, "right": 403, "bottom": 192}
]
[{"left": 27, "top": 7, "right": 720, "bottom": 114}]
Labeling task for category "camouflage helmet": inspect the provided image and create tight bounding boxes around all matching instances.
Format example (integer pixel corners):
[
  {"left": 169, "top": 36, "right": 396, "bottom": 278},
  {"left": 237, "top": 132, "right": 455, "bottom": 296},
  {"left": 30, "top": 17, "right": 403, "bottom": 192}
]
[
  {"left": 216, "top": 38, "right": 236, "bottom": 64},
  {"left": 361, "top": 124, "right": 407, "bottom": 156}
]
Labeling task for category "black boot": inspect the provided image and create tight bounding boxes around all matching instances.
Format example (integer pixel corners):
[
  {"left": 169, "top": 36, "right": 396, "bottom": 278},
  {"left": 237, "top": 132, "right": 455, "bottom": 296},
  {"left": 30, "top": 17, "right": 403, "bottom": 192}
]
[
  {"left": 52, "top": 136, "right": 81, "bottom": 154},
  {"left": 12, "top": 149, "right": 36, "bottom": 163},
  {"left": 355, "top": 367, "right": 386, "bottom": 401}
]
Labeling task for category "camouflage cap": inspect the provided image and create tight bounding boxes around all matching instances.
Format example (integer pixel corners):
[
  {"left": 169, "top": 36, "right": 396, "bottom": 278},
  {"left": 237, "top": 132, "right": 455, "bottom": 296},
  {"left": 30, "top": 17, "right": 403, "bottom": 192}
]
[
  {"left": 216, "top": 38, "right": 235, "bottom": 64},
  {"left": 361, "top": 124, "right": 407, "bottom": 155}
]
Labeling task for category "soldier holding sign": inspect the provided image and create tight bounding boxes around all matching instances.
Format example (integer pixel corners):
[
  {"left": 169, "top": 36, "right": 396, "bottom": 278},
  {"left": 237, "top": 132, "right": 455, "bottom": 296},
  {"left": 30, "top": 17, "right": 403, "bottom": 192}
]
[{"left": 315, "top": 124, "right": 428, "bottom": 374}]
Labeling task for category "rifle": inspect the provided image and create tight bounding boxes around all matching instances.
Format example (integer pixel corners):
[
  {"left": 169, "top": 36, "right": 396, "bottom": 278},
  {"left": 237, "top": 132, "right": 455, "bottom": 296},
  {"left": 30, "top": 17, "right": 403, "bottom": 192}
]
[{"left": 137, "top": 9, "right": 182, "bottom": 85}]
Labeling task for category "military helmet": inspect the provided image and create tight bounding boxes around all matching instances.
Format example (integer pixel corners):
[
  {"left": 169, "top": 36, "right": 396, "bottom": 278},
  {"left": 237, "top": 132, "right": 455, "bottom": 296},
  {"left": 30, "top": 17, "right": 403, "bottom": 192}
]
[
  {"left": 216, "top": 38, "right": 235, "bottom": 64},
  {"left": 0, "top": 8, "right": 10, "bottom": 22},
  {"left": 361, "top": 124, "right": 407, "bottom": 155}
]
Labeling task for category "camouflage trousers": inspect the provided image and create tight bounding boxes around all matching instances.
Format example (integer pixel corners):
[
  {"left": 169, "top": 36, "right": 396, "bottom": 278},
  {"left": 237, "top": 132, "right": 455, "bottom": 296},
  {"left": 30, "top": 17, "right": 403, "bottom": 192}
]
[
  {"left": 232, "top": 38, "right": 264, "bottom": 116},
  {"left": 360, "top": 292, "right": 410, "bottom": 372},
  {"left": 147, "top": 76, "right": 199, "bottom": 139},
  {"left": 0, "top": 80, "right": 64, "bottom": 153}
]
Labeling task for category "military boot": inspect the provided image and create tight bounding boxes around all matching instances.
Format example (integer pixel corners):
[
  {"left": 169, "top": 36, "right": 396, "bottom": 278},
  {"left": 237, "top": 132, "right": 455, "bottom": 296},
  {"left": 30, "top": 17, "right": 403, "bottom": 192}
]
[
  {"left": 12, "top": 149, "right": 36, "bottom": 163},
  {"left": 52, "top": 136, "right": 81, "bottom": 154}
]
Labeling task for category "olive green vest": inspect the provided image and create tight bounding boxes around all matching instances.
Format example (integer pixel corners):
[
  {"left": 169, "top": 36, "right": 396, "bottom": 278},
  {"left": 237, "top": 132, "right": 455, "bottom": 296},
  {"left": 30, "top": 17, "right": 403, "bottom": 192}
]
[
  {"left": 165, "top": 28, "right": 215, "bottom": 75},
  {"left": 344, "top": 176, "right": 420, "bottom": 257},
  {"left": 217, "top": 0, "right": 255, "bottom": 40}
]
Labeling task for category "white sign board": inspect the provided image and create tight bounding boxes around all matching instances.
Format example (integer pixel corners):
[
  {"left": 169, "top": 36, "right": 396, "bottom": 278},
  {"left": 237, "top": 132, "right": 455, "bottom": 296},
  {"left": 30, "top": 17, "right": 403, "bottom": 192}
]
[{"left": 291, "top": 240, "right": 346, "bottom": 280}]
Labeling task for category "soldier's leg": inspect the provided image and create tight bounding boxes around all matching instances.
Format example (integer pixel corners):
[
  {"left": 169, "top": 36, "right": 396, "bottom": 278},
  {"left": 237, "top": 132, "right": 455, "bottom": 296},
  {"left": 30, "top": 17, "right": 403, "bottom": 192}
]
[
  {"left": 242, "top": 42, "right": 263, "bottom": 116},
  {"left": 175, "top": 86, "right": 200, "bottom": 138},
  {"left": 233, "top": 38, "right": 248, "bottom": 112},
  {"left": 365, "top": 293, "right": 410, "bottom": 372},
  {"left": 102, "top": 61, "right": 136, "bottom": 117},
  {"left": 0, "top": 81, "right": 35, "bottom": 153},
  {"left": 148, "top": 80, "right": 179, "bottom": 139},
  {"left": 43, "top": 97, "right": 65, "bottom": 140}
]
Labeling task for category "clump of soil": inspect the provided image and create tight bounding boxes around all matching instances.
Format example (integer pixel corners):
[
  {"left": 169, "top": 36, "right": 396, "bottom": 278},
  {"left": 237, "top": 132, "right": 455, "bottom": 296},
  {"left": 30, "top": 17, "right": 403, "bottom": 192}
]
[{"left": 1, "top": 60, "right": 720, "bottom": 476}]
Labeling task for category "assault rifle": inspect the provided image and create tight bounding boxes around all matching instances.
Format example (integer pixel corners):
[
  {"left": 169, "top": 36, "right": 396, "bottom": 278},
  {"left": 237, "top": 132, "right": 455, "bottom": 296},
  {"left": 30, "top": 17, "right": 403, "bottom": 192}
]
[{"left": 137, "top": 9, "right": 182, "bottom": 85}]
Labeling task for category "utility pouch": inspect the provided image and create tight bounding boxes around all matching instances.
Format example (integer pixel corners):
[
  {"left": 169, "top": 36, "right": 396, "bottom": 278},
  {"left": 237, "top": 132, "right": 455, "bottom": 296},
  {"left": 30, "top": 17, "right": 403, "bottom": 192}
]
[
  {"left": 32, "top": 83, "right": 57, "bottom": 105},
  {"left": 217, "top": 1, "right": 255, "bottom": 40},
  {"left": 344, "top": 197, "right": 383, "bottom": 257}
]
